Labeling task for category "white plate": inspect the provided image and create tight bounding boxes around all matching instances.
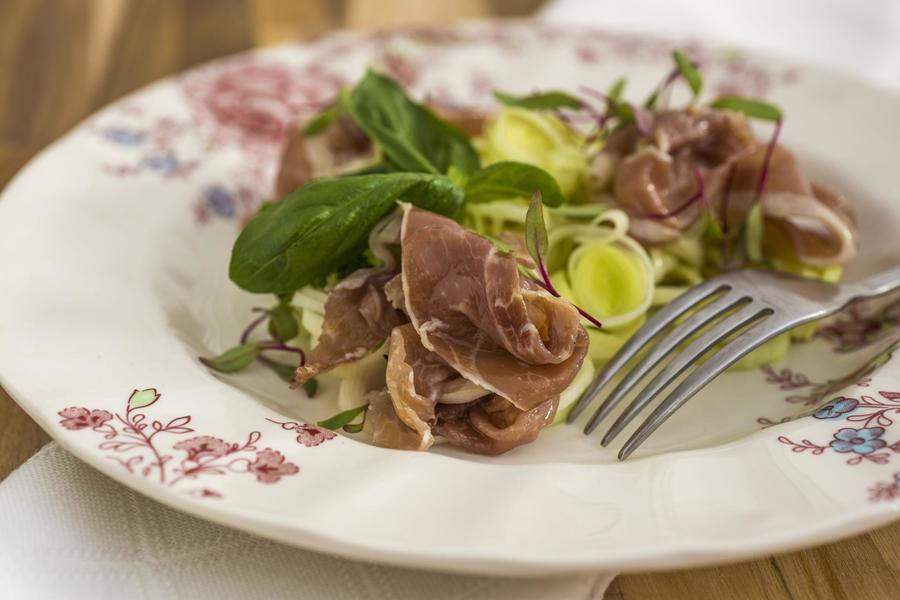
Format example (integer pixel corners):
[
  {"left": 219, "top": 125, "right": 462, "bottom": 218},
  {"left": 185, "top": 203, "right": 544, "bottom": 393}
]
[{"left": 1, "top": 22, "right": 899, "bottom": 576}]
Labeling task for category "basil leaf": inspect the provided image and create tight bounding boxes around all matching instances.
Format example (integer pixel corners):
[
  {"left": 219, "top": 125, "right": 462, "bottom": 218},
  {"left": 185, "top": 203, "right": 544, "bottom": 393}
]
[
  {"left": 318, "top": 404, "right": 368, "bottom": 431},
  {"left": 493, "top": 90, "right": 584, "bottom": 110},
  {"left": 302, "top": 378, "right": 319, "bottom": 398},
  {"left": 267, "top": 303, "right": 299, "bottom": 342},
  {"left": 229, "top": 173, "right": 464, "bottom": 293},
  {"left": 347, "top": 70, "right": 479, "bottom": 175},
  {"left": 200, "top": 343, "right": 260, "bottom": 373},
  {"left": 673, "top": 50, "right": 703, "bottom": 98},
  {"left": 525, "top": 192, "right": 549, "bottom": 265},
  {"left": 607, "top": 78, "right": 627, "bottom": 103},
  {"left": 710, "top": 96, "right": 783, "bottom": 121},
  {"left": 464, "top": 161, "right": 566, "bottom": 207},
  {"left": 303, "top": 90, "right": 349, "bottom": 137}
]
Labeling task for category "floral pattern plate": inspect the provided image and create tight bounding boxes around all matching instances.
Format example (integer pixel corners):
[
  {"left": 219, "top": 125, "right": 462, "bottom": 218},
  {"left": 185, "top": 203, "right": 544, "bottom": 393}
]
[{"left": 0, "top": 22, "right": 899, "bottom": 576}]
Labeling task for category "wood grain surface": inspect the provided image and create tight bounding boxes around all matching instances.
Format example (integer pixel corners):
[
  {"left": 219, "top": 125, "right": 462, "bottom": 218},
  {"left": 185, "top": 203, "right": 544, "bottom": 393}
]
[{"left": 0, "top": 1, "right": 897, "bottom": 598}]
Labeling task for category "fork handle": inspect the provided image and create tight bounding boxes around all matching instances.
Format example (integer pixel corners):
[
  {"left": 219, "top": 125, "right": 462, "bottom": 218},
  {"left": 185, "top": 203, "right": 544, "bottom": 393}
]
[{"left": 851, "top": 265, "right": 900, "bottom": 301}]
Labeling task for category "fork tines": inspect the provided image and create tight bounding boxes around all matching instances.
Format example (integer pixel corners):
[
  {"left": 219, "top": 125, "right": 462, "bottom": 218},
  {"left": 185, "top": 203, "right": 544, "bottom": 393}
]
[{"left": 567, "top": 277, "right": 777, "bottom": 460}]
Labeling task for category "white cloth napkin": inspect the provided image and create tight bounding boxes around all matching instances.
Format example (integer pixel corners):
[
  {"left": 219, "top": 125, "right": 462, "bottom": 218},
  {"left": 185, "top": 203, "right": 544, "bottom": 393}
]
[{"left": 0, "top": 444, "right": 615, "bottom": 600}]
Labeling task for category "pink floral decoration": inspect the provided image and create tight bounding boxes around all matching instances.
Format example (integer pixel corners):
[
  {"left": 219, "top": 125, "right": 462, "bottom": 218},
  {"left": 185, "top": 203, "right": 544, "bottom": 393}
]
[
  {"left": 59, "top": 407, "right": 113, "bottom": 430},
  {"left": 248, "top": 448, "right": 300, "bottom": 483}
]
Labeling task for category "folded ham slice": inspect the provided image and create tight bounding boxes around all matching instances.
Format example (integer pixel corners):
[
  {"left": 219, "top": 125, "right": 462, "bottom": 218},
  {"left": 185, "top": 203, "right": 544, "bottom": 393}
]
[
  {"left": 593, "top": 108, "right": 859, "bottom": 266},
  {"left": 399, "top": 205, "right": 589, "bottom": 411},
  {"left": 294, "top": 269, "right": 405, "bottom": 385}
]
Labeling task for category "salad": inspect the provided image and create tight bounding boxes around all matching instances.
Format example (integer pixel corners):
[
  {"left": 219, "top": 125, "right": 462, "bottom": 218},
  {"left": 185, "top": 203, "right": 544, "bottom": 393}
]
[{"left": 202, "top": 51, "right": 858, "bottom": 455}]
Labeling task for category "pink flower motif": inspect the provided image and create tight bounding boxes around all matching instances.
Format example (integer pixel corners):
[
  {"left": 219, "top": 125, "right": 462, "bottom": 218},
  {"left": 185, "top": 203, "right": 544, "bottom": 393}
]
[
  {"left": 184, "top": 62, "right": 341, "bottom": 148},
  {"left": 174, "top": 436, "right": 231, "bottom": 461},
  {"left": 58, "top": 407, "right": 113, "bottom": 430},
  {"left": 248, "top": 448, "right": 299, "bottom": 483},
  {"left": 294, "top": 425, "right": 337, "bottom": 448}
]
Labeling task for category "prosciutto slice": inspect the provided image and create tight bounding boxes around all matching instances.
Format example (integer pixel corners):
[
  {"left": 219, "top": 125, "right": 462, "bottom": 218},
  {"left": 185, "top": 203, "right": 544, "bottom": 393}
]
[
  {"left": 716, "top": 145, "right": 858, "bottom": 266},
  {"left": 275, "top": 115, "right": 373, "bottom": 198},
  {"left": 399, "top": 206, "right": 589, "bottom": 411},
  {"left": 593, "top": 108, "right": 859, "bottom": 266},
  {"left": 433, "top": 396, "right": 558, "bottom": 456},
  {"left": 602, "top": 109, "right": 757, "bottom": 244},
  {"left": 381, "top": 324, "right": 457, "bottom": 450},
  {"left": 294, "top": 269, "right": 405, "bottom": 385}
]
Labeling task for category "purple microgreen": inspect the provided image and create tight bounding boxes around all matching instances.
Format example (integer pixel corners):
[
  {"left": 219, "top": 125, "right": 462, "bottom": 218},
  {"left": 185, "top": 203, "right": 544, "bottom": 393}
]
[
  {"left": 318, "top": 404, "right": 369, "bottom": 433},
  {"left": 525, "top": 192, "right": 603, "bottom": 329},
  {"left": 302, "top": 378, "right": 319, "bottom": 398},
  {"left": 753, "top": 118, "right": 783, "bottom": 204},
  {"left": 630, "top": 166, "right": 705, "bottom": 220},
  {"left": 525, "top": 191, "right": 550, "bottom": 271},
  {"left": 719, "top": 163, "right": 737, "bottom": 235},
  {"left": 259, "top": 340, "right": 306, "bottom": 366},
  {"left": 672, "top": 50, "right": 703, "bottom": 98},
  {"left": 493, "top": 89, "right": 584, "bottom": 110},
  {"left": 258, "top": 356, "right": 298, "bottom": 383},
  {"left": 709, "top": 96, "right": 783, "bottom": 121},
  {"left": 239, "top": 308, "right": 269, "bottom": 345},
  {"left": 267, "top": 300, "right": 299, "bottom": 342},
  {"left": 199, "top": 343, "right": 260, "bottom": 373},
  {"left": 607, "top": 77, "right": 627, "bottom": 103},
  {"left": 643, "top": 65, "right": 680, "bottom": 109}
]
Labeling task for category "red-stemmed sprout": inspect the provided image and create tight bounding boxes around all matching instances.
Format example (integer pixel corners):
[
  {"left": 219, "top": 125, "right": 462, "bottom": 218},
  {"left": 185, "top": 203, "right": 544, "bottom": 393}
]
[{"left": 525, "top": 192, "right": 603, "bottom": 329}]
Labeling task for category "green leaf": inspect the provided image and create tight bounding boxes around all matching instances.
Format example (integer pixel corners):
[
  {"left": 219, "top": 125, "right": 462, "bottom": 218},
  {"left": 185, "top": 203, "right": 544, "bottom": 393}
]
[
  {"left": 267, "top": 303, "right": 299, "bottom": 342},
  {"left": 673, "top": 50, "right": 703, "bottom": 98},
  {"left": 199, "top": 343, "right": 260, "bottom": 373},
  {"left": 709, "top": 95, "right": 783, "bottom": 121},
  {"left": 317, "top": 404, "right": 368, "bottom": 432},
  {"left": 128, "top": 388, "right": 160, "bottom": 409},
  {"left": 302, "top": 378, "right": 319, "bottom": 398},
  {"left": 347, "top": 70, "right": 480, "bottom": 175},
  {"left": 229, "top": 173, "right": 464, "bottom": 293},
  {"left": 302, "top": 89, "right": 350, "bottom": 137},
  {"left": 607, "top": 78, "right": 627, "bottom": 103},
  {"left": 525, "top": 191, "right": 549, "bottom": 265},
  {"left": 464, "top": 161, "right": 566, "bottom": 207},
  {"left": 493, "top": 89, "right": 584, "bottom": 110},
  {"left": 744, "top": 202, "right": 765, "bottom": 262},
  {"left": 262, "top": 359, "right": 297, "bottom": 383}
]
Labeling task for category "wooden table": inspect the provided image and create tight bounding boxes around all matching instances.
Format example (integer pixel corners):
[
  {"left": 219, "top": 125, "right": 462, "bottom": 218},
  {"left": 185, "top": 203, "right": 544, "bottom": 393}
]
[{"left": 1, "top": 1, "right": 898, "bottom": 598}]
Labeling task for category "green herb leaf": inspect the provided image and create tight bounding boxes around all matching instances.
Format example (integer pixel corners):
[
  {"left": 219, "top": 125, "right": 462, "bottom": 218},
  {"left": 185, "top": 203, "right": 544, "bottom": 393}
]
[
  {"left": 267, "top": 303, "right": 299, "bottom": 342},
  {"left": 317, "top": 403, "right": 368, "bottom": 432},
  {"left": 128, "top": 388, "right": 160, "bottom": 409},
  {"left": 199, "top": 343, "right": 260, "bottom": 373},
  {"left": 744, "top": 202, "right": 765, "bottom": 262},
  {"left": 229, "top": 173, "right": 464, "bottom": 293},
  {"left": 709, "top": 95, "right": 783, "bottom": 121},
  {"left": 464, "top": 161, "right": 566, "bottom": 207},
  {"left": 673, "top": 50, "right": 703, "bottom": 98},
  {"left": 262, "top": 359, "right": 297, "bottom": 383},
  {"left": 347, "top": 70, "right": 480, "bottom": 175},
  {"left": 525, "top": 191, "right": 549, "bottom": 265},
  {"left": 302, "top": 378, "right": 318, "bottom": 398},
  {"left": 607, "top": 78, "right": 627, "bottom": 103},
  {"left": 493, "top": 89, "right": 584, "bottom": 110},
  {"left": 302, "top": 90, "right": 349, "bottom": 137}
]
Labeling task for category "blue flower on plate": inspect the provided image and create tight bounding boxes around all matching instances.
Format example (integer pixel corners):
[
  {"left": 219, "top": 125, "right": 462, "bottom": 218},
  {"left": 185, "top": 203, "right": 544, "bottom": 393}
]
[
  {"left": 204, "top": 185, "right": 235, "bottom": 218},
  {"left": 143, "top": 153, "right": 180, "bottom": 174},
  {"left": 830, "top": 427, "right": 887, "bottom": 454},
  {"left": 103, "top": 127, "right": 145, "bottom": 146},
  {"left": 814, "top": 397, "right": 859, "bottom": 420}
]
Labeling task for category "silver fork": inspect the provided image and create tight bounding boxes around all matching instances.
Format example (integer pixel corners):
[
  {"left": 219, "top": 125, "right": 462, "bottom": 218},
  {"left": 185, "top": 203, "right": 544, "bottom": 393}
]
[{"left": 567, "top": 266, "right": 900, "bottom": 460}]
